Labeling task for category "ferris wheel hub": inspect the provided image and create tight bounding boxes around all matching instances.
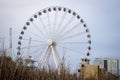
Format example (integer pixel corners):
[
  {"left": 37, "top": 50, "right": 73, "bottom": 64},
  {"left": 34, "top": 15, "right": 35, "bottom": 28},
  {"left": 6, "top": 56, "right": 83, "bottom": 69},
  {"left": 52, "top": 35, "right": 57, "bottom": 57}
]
[{"left": 47, "top": 39, "right": 55, "bottom": 46}]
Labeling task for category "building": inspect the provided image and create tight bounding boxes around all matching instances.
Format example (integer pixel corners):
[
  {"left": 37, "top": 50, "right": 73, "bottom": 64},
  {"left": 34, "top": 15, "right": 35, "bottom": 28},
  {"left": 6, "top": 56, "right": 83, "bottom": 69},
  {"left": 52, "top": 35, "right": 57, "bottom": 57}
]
[
  {"left": 24, "top": 56, "right": 36, "bottom": 68},
  {"left": 78, "top": 58, "right": 118, "bottom": 80},
  {"left": 78, "top": 58, "right": 106, "bottom": 80},
  {"left": 93, "top": 58, "right": 119, "bottom": 76}
]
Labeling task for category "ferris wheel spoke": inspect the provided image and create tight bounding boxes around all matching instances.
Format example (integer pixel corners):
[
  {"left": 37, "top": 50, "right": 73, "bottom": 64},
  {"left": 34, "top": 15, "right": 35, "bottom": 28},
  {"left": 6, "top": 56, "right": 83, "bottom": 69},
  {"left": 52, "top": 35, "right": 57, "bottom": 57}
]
[
  {"left": 55, "top": 12, "right": 67, "bottom": 34},
  {"left": 26, "top": 30, "right": 44, "bottom": 40},
  {"left": 31, "top": 22, "right": 47, "bottom": 39},
  {"left": 47, "top": 12, "right": 51, "bottom": 34},
  {"left": 53, "top": 10, "right": 58, "bottom": 33},
  {"left": 56, "top": 22, "right": 81, "bottom": 41},
  {"left": 21, "top": 44, "right": 45, "bottom": 49},
  {"left": 61, "top": 22, "right": 81, "bottom": 38},
  {"left": 57, "top": 44, "right": 86, "bottom": 55},
  {"left": 59, "top": 31, "right": 87, "bottom": 41},
  {"left": 39, "top": 16, "right": 49, "bottom": 36},
  {"left": 57, "top": 16, "right": 75, "bottom": 36},
  {"left": 58, "top": 41, "right": 89, "bottom": 44},
  {"left": 31, "top": 46, "right": 45, "bottom": 54},
  {"left": 22, "top": 38, "right": 44, "bottom": 43}
]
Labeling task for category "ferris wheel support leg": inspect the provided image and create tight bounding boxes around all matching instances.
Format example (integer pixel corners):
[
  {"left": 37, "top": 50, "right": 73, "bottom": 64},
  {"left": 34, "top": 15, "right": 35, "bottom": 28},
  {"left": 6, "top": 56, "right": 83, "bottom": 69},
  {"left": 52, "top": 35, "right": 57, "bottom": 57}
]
[
  {"left": 37, "top": 46, "right": 50, "bottom": 69},
  {"left": 43, "top": 48, "right": 51, "bottom": 67},
  {"left": 51, "top": 46, "right": 61, "bottom": 70}
]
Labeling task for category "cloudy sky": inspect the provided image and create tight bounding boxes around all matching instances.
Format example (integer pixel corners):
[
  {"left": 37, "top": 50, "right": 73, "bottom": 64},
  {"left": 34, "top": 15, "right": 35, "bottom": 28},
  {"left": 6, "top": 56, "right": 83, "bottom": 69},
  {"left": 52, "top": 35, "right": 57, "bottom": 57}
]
[{"left": 0, "top": 0, "right": 120, "bottom": 70}]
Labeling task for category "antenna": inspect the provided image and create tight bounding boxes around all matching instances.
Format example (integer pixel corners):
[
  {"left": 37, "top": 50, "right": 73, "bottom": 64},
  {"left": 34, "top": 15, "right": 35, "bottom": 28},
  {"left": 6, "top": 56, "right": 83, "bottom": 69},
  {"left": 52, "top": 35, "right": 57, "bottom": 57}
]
[
  {"left": 0, "top": 37, "right": 5, "bottom": 54},
  {"left": 27, "top": 37, "right": 31, "bottom": 58},
  {"left": 9, "top": 28, "right": 12, "bottom": 58}
]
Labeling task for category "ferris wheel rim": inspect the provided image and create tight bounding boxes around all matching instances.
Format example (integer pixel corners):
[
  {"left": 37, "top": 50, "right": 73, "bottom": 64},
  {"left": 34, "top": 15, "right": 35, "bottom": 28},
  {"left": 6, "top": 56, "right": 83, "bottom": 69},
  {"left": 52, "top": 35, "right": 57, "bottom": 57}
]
[{"left": 17, "top": 6, "right": 91, "bottom": 69}]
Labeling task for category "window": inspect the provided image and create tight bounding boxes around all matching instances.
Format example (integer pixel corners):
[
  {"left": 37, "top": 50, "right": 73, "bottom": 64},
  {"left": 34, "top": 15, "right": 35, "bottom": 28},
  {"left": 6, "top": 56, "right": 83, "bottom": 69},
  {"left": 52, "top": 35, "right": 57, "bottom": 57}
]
[{"left": 104, "top": 60, "right": 108, "bottom": 71}]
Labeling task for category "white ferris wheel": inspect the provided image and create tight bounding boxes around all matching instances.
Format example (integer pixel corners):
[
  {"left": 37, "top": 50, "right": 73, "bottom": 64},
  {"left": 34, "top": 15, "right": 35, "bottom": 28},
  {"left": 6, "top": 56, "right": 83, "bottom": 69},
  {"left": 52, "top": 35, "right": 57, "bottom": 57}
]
[{"left": 17, "top": 6, "right": 91, "bottom": 69}]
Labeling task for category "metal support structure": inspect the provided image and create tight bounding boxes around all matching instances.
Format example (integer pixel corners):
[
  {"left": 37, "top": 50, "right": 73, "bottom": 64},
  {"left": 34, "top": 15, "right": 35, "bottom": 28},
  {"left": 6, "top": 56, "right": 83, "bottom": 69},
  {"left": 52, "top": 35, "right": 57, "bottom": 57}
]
[
  {"left": 38, "top": 39, "right": 61, "bottom": 70},
  {"left": 38, "top": 46, "right": 50, "bottom": 68},
  {"left": 51, "top": 46, "right": 61, "bottom": 69}
]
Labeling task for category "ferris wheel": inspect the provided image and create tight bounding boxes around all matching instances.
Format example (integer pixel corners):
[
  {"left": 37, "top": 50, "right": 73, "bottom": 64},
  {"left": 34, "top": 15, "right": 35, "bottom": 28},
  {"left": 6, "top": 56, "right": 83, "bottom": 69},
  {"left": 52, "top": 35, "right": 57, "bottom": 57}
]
[{"left": 17, "top": 6, "right": 91, "bottom": 69}]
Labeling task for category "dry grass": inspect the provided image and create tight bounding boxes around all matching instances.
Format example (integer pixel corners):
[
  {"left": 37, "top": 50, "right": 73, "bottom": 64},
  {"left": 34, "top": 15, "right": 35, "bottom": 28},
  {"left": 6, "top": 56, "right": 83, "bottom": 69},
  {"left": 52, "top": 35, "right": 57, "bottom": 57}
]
[
  {"left": 0, "top": 55, "right": 81, "bottom": 80},
  {"left": 0, "top": 52, "right": 118, "bottom": 80}
]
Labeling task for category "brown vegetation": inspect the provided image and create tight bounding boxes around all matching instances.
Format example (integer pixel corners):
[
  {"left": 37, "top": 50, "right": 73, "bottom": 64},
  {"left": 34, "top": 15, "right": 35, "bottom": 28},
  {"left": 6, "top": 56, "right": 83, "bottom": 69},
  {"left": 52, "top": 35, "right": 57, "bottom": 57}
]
[
  {"left": 0, "top": 55, "right": 81, "bottom": 80},
  {"left": 0, "top": 53, "right": 118, "bottom": 80}
]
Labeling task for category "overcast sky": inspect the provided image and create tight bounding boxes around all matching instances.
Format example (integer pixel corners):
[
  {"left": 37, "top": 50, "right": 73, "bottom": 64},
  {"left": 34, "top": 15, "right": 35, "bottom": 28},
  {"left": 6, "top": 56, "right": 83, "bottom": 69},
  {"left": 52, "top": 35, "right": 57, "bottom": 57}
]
[{"left": 0, "top": 0, "right": 120, "bottom": 70}]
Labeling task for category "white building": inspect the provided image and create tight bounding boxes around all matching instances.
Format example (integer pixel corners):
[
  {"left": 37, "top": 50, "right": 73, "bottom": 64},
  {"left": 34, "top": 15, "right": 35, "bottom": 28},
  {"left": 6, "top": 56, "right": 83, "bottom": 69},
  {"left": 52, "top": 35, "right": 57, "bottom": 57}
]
[{"left": 93, "top": 58, "right": 119, "bottom": 76}]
